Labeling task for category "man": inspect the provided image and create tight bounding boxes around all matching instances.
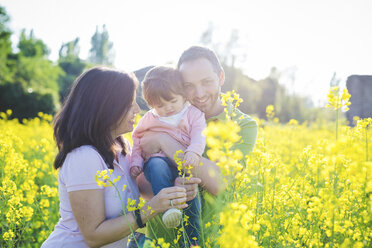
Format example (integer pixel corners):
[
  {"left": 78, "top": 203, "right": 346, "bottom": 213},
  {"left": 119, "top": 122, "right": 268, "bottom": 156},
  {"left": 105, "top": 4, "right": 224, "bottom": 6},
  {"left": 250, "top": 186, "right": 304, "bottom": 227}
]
[{"left": 136, "top": 46, "right": 258, "bottom": 246}]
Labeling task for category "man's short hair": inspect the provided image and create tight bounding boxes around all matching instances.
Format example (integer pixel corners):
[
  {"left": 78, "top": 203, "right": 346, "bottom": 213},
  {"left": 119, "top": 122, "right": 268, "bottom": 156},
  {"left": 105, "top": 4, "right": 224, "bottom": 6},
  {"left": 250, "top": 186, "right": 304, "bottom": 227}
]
[
  {"left": 177, "top": 46, "right": 223, "bottom": 75},
  {"left": 142, "top": 66, "right": 185, "bottom": 107}
]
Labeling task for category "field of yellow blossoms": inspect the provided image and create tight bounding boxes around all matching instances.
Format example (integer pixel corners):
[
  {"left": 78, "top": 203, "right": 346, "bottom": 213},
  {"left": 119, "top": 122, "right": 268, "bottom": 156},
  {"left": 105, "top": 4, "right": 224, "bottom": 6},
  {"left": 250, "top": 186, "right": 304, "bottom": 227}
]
[{"left": 0, "top": 90, "right": 371, "bottom": 247}]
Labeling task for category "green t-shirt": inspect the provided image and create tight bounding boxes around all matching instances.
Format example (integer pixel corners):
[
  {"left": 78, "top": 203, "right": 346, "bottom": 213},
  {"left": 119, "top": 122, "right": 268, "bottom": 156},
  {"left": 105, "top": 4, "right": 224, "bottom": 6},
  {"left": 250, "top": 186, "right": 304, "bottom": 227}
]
[{"left": 145, "top": 107, "right": 258, "bottom": 246}]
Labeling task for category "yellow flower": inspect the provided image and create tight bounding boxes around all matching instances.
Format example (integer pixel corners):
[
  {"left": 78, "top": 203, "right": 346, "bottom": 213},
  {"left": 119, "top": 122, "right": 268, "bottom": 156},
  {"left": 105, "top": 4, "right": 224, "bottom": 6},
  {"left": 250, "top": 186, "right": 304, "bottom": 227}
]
[
  {"left": 40, "top": 199, "right": 50, "bottom": 208},
  {"left": 112, "top": 176, "right": 121, "bottom": 183},
  {"left": 6, "top": 109, "right": 12, "bottom": 116},
  {"left": 266, "top": 105, "right": 275, "bottom": 120},
  {"left": 3, "top": 230, "right": 15, "bottom": 241},
  {"left": 127, "top": 198, "right": 138, "bottom": 211},
  {"left": 288, "top": 119, "right": 299, "bottom": 126},
  {"left": 326, "top": 86, "right": 351, "bottom": 111}
]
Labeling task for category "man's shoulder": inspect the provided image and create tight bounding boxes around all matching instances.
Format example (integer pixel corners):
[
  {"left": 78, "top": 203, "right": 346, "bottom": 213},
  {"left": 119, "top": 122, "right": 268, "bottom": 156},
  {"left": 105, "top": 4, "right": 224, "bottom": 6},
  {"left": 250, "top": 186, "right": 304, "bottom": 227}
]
[
  {"left": 233, "top": 108, "right": 258, "bottom": 128},
  {"left": 212, "top": 106, "right": 257, "bottom": 128}
]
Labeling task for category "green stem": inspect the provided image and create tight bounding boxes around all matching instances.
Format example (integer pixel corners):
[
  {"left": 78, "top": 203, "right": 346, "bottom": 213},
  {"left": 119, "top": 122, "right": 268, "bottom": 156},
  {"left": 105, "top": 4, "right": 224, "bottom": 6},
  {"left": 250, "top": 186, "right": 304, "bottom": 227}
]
[
  {"left": 197, "top": 190, "right": 205, "bottom": 248},
  {"left": 331, "top": 210, "right": 335, "bottom": 248},
  {"left": 366, "top": 126, "right": 369, "bottom": 162},
  {"left": 194, "top": 164, "right": 205, "bottom": 248},
  {"left": 271, "top": 167, "right": 276, "bottom": 217},
  {"left": 112, "top": 182, "right": 140, "bottom": 248},
  {"left": 143, "top": 210, "right": 158, "bottom": 240},
  {"left": 181, "top": 173, "right": 189, "bottom": 247},
  {"left": 335, "top": 108, "right": 339, "bottom": 141}
]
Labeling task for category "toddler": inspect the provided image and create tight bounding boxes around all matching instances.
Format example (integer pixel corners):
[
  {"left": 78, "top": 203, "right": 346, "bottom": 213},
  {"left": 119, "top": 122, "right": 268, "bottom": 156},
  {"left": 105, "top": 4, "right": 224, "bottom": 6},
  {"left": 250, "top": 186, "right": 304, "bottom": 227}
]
[{"left": 130, "top": 66, "right": 206, "bottom": 246}]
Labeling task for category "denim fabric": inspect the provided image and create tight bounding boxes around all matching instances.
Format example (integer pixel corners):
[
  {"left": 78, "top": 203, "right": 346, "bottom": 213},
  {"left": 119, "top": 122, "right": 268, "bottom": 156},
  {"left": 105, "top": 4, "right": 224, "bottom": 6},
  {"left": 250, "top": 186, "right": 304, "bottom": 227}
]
[
  {"left": 127, "top": 232, "right": 151, "bottom": 248},
  {"left": 144, "top": 157, "right": 201, "bottom": 246}
]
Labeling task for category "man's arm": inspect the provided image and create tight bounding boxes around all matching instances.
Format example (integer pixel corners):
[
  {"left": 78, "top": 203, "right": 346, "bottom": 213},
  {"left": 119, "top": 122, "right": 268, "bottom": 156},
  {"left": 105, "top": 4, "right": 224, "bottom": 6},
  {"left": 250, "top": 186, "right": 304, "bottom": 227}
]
[
  {"left": 140, "top": 132, "right": 221, "bottom": 196},
  {"left": 234, "top": 112, "right": 258, "bottom": 156}
]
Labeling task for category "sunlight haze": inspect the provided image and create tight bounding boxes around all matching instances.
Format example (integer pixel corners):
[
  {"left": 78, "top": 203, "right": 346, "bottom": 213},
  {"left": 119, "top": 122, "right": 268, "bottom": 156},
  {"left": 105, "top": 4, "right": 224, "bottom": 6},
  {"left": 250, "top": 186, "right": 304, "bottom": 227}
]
[{"left": 2, "top": 0, "right": 372, "bottom": 105}]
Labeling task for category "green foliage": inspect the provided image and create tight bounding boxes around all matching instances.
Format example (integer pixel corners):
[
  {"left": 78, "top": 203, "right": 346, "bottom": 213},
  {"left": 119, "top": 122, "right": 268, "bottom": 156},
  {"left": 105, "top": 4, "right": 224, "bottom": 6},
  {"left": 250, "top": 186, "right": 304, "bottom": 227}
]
[
  {"left": 18, "top": 29, "right": 49, "bottom": 57},
  {"left": 58, "top": 38, "right": 87, "bottom": 102},
  {"left": 88, "top": 25, "right": 114, "bottom": 65},
  {"left": 11, "top": 29, "right": 63, "bottom": 108},
  {"left": 59, "top": 37, "right": 80, "bottom": 60},
  {"left": 15, "top": 56, "right": 61, "bottom": 93},
  {"left": 0, "top": 6, "right": 13, "bottom": 83},
  {"left": 0, "top": 6, "right": 62, "bottom": 118},
  {"left": 0, "top": 82, "right": 55, "bottom": 119}
]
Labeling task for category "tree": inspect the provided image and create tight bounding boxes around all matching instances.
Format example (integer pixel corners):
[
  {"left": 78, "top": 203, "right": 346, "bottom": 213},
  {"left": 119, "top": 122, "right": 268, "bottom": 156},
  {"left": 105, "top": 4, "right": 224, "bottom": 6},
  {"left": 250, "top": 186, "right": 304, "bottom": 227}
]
[
  {"left": 88, "top": 25, "right": 114, "bottom": 65},
  {"left": 59, "top": 37, "right": 80, "bottom": 60},
  {"left": 200, "top": 22, "right": 214, "bottom": 46},
  {"left": 14, "top": 30, "right": 62, "bottom": 105},
  {"left": 0, "top": 6, "right": 13, "bottom": 83},
  {"left": 0, "top": 10, "right": 61, "bottom": 119},
  {"left": 197, "top": 24, "right": 316, "bottom": 123},
  {"left": 58, "top": 38, "right": 87, "bottom": 102},
  {"left": 18, "top": 29, "right": 49, "bottom": 57},
  {"left": 0, "top": 82, "right": 55, "bottom": 119}
]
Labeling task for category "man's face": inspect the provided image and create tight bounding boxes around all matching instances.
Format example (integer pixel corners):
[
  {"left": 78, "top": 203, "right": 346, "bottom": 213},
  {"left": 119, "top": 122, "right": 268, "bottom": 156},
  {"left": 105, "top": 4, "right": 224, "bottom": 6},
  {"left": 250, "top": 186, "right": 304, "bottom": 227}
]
[{"left": 179, "top": 58, "right": 224, "bottom": 118}]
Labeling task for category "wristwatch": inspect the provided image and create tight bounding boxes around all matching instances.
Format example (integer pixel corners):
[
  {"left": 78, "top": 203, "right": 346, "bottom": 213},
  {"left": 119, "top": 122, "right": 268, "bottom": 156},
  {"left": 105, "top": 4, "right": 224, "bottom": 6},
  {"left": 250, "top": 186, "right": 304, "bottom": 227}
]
[{"left": 134, "top": 209, "right": 146, "bottom": 228}]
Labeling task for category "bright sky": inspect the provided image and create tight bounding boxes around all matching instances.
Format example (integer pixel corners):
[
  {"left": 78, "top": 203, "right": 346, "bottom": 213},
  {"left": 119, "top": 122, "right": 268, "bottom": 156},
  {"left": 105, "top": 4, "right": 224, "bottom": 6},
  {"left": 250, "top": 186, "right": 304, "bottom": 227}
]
[{"left": 2, "top": 0, "right": 372, "bottom": 105}]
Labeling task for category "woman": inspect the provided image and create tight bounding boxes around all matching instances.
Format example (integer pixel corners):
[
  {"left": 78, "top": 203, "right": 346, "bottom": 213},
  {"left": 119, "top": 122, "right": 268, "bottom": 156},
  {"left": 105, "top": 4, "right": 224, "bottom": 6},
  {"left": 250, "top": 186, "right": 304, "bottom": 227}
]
[{"left": 42, "top": 67, "right": 191, "bottom": 248}]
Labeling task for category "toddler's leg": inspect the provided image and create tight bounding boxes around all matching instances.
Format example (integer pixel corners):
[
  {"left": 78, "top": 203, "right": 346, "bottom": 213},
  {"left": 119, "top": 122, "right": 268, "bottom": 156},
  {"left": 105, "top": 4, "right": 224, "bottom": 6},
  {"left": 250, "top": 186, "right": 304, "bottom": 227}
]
[
  {"left": 144, "top": 157, "right": 182, "bottom": 229},
  {"left": 143, "top": 157, "right": 175, "bottom": 195}
]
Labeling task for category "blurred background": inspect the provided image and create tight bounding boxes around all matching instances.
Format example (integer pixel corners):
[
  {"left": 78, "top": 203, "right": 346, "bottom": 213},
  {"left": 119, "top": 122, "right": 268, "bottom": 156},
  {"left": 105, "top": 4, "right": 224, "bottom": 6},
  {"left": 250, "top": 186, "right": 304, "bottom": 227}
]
[{"left": 1, "top": 0, "right": 371, "bottom": 123}]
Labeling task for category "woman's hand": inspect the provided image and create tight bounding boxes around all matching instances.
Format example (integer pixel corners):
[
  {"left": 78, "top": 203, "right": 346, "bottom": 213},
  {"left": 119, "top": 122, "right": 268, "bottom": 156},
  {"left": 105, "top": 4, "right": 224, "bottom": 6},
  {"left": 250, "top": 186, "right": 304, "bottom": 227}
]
[
  {"left": 148, "top": 186, "right": 188, "bottom": 214},
  {"left": 174, "top": 177, "right": 201, "bottom": 202}
]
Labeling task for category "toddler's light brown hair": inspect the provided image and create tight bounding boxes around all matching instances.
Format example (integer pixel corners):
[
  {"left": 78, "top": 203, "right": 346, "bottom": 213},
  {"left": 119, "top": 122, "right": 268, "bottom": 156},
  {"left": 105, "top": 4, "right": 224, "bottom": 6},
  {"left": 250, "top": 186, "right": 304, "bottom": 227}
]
[{"left": 142, "top": 66, "right": 186, "bottom": 107}]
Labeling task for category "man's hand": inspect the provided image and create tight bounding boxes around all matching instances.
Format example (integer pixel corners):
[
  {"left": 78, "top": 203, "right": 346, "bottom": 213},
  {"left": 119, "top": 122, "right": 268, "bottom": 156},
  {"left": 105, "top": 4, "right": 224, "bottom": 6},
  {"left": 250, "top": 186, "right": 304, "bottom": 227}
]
[
  {"left": 183, "top": 151, "right": 200, "bottom": 168},
  {"left": 174, "top": 177, "right": 201, "bottom": 202},
  {"left": 130, "top": 166, "right": 142, "bottom": 178}
]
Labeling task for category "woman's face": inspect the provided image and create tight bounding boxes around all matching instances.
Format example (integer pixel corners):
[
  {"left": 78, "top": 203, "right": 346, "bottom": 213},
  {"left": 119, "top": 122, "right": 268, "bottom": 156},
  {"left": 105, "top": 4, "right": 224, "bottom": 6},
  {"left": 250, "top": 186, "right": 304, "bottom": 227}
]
[{"left": 112, "top": 95, "right": 140, "bottom": 137}]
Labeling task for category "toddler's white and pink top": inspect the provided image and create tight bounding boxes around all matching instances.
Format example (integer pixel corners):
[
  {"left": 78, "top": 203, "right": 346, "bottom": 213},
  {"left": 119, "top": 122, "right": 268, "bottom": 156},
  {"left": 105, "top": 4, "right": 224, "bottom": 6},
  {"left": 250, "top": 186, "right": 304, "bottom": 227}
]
[
  {"left": 130, "top": 103, "right": 206, "bottom": 169},
  {"left": 42, "top": 143, "right": 139, "bottom": 248}
]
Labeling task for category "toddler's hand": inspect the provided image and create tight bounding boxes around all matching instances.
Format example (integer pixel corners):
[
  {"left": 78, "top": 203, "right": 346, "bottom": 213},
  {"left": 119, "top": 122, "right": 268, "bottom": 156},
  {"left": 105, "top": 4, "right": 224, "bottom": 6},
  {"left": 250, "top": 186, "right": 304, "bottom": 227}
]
[
  {"left": 183, "top": 151, "right": 200, "bottom": 168},
  {"left": 130, "top": 166, "right": 142, "bottom": 178}
]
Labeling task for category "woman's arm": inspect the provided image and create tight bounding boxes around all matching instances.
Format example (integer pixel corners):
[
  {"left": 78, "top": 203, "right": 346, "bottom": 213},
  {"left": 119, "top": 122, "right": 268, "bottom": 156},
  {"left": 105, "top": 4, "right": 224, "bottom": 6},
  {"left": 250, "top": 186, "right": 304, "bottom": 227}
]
[
  {"left": 140, "top": 132, "right": 221, "bottom": 196},
  {"left": 68, "top": 187, "right": 187, "bottom": 248}
]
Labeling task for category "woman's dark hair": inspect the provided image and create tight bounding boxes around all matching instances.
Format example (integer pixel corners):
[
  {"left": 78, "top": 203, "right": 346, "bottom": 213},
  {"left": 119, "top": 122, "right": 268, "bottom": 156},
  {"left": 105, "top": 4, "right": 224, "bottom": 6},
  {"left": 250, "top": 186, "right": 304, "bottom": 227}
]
[{"left": 53, "top": 66, "right": 138, "bottom": 170}]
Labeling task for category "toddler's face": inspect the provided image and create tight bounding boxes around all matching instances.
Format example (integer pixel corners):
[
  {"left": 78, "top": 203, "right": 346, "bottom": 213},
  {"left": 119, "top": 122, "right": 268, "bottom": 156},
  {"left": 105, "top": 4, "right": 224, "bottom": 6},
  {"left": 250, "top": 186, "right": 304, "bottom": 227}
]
[{"left": 153, "top": 94, "right": 186, "bottom": 117}]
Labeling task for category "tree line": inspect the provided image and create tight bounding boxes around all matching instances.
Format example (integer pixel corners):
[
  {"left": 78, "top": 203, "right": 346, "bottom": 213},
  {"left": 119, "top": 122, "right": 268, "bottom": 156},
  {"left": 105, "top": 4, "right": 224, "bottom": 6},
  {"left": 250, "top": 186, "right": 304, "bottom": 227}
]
[
  {"left": 200, "top": 24, "right": 332, "bottom": 123},
  {"left": 0, "top": 6, "right": 328, "bottom": 123},
  {"left": 0, "top": 6, "right": 114, "bottom": 120}
]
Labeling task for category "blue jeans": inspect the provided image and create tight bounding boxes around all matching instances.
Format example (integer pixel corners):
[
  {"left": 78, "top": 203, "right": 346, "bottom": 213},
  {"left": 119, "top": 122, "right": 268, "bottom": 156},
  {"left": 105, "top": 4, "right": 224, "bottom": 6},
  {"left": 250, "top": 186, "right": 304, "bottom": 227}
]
[{"left": 144, "top": 156, "right": 201, "bottom": 246}]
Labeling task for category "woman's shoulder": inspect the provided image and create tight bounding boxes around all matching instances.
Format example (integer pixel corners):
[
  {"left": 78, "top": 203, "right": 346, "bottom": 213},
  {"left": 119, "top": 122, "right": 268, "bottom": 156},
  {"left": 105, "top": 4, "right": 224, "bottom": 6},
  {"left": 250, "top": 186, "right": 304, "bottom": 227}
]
[
  {"left": 63, "top": 145, "right": 106, "bottom": 170},
  {"left": 61, "top": 145, "right": 107, "bottom": 191},
  {"left": 67, "top": 145, "right": 102, "bottom": 159}
]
